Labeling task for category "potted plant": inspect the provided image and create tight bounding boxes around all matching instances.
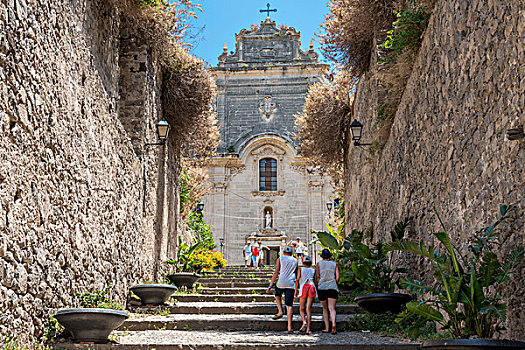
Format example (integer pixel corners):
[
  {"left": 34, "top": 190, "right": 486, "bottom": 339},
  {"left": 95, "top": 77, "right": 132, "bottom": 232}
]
[
  {"left": 316, "top": 218, "right": 413, "bottom": 313},
  {"left": 386, "top": 205, "right": 525, "bottom": 349},
  {"left": 54, "top": 285, "right": 128, "bottom": 343},
  {"left": 166, "top": 237, "right": 203, "bottom": 289},
  {"left": 130, "top": 282, "right": 177, "bottom": 306}
]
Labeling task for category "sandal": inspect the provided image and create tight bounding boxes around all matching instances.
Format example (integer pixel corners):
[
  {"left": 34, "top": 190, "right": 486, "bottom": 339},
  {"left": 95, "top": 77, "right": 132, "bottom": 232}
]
[
  {"left": 306, "top": 330, "right": 312, "bottom": 335},
  {"left": 287, "top": 330, "right": 294, "bottom": 334},
  {"left": 272, "top": 314, "right": 283, "bottom": 320},
  {"left": 299, "top": 324, "right": 307, "bottom": 332},
  {"left": 321, "top": 330, "right": 330, "bottom": 333},
  {"left": 331, "top": 328, "right": 337, "bottom": 335}
]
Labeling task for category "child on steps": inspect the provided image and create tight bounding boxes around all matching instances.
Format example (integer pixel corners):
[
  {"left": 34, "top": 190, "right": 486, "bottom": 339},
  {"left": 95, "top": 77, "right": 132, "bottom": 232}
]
[{"left": 294, "top": 256, "right": 316, "bottom": 334}]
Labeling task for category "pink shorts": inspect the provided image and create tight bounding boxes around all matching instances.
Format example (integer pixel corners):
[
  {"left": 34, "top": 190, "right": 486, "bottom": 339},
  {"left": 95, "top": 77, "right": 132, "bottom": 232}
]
[{"left": 300, "top": 284, "right": 316, "bottom": 298}]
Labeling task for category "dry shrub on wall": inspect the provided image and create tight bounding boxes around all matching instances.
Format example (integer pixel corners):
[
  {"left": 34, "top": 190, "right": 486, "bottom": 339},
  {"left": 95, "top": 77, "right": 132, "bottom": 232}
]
[
  {"left": 320, "top": 0, "right": 395, "bottom": 77},
  {"left": 295, "top": 71, "right": 354, "bottom": 182},
  {"left": 162, "top": 47, "right": 219, "bottom": 159},
  {"left": 119, "top": 0, "right": 219, "bottom": 158}
]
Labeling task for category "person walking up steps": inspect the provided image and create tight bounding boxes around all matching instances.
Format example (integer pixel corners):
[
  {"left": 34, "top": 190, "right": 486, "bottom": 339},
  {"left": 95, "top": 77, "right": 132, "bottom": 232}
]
[
  {"left": 251, "top": 243, "right": 260, "bottom": 269},
  {"left": 315, "top": 248, "right": 339, "bottom": 334},
  {"left": 294, "top": 256, "right": 316, "bottom": 334},
  {"left": 266, "top": 246, "right": 298, "bottom": 333},
  {"left": 243, "top": 241, "right": 252, "bottom": 268}
]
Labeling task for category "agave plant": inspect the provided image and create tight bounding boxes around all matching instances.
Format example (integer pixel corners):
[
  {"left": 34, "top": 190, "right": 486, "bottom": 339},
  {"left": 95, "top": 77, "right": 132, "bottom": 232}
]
[
  {"left": 315, "top": 218, "right": 411, "bottom": 293},
  {"left": 386, "top": 205, "right": 524, "bottom": 339}
]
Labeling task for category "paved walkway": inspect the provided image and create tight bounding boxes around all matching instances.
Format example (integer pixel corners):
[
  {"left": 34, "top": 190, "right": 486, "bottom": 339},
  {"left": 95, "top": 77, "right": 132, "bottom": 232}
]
[{"left": 53, "top": 266, "right": 419, "bottom": 349}]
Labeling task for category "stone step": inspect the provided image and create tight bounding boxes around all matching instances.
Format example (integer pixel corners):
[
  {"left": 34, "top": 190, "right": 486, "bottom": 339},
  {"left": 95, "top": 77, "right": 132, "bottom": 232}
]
[
  {"left": 129, "top": 302, "right": 359, "bottom": 315},
  {"left": 200, "top": 281, "right": 268, "bottom": 288},
  {"left": 171, "top": 294, "right": 275, "bottom": 303},
  {"left": 204, "top": 274, "right": 274, "bottom": 280},
  {"left": 205, "top": 271, "right": 274, "bottom": 276},
  {"left": 120, "top": 314, "right": 354, "bottom": 332},
  {"left": 200, "top": 287, "right": 267, "bottom": 295},
  {"left": 217, "top": 267, "right": 274, "bottom": 271},
  {"left": 53, "top": 330, "right": 420, "bottom": 350},
  {"left": 199, "top": 277, "right": 268, "bottom": 284}
]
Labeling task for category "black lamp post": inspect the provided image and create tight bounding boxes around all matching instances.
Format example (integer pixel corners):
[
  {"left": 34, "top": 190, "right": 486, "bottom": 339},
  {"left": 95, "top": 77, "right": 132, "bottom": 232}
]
[
  {"left": 326, "top": 201, "right": 333, "bottom": 214},
  {"left": 350, "top": 119, "right": 371, "bottom": 146},
  {"left": 219, "top": 237, "right": 224, "bottom": 254},
  {"left": 146, "top": 118, "right": 170, "bottom": 146},
  {"left": 196, "top": 202, "right": 204, "bottom": 213}
]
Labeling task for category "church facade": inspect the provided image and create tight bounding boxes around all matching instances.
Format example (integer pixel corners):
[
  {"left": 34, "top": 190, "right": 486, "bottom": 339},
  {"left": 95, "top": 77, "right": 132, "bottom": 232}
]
[{"left": 202, "top": 18, "right": 333, "bottom": 265}]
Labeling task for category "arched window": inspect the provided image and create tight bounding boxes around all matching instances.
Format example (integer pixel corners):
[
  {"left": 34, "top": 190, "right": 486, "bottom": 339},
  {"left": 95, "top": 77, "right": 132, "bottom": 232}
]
[{"left": 259, "top": 158, "right": 277, "bottom": 191}]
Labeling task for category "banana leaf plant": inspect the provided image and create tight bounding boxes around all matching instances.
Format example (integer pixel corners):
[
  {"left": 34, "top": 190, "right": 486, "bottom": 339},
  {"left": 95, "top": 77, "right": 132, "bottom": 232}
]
[
  {"left": 386, "top": 205, "right": 524, "bottom": 339},
  {"left": 314, "top": 218, "right": 411, "bottom": 293},
  {"left": 166, "top": 236, "right": 202, "bottom": 272}
]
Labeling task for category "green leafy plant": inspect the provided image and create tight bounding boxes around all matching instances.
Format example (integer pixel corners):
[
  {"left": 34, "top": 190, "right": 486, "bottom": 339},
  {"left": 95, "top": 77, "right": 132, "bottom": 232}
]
[
  {"left": 186, "top": 211, "right": 215, "bottom": 250},
  {"left": 74, "top": 285, "right": 122, "bottom": 310},
  {"left": 381, "top": 0, "right": 431, "bottom": 63},
  {"left": 344, "top": 311, "right": 438, "bottom": 340},
  {"left": 2, "top": 335, "right": 52, "bottom": 350},
  {"left": 314, "top": 217, "right": 411, "bottom": 293},
  {"left": 386, "top": 205, "right": 524, "bottom": 339},
  {"left": 167, "top": 236, "right": 202, "bottom": 272},
  {"left": 43, "top": 314, "right": 63, "bottom": 343}
]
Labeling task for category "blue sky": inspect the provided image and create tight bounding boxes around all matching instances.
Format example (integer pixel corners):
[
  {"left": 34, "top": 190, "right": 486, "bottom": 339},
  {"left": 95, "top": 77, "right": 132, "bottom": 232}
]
[{"left": 189, "top": 1, "right": 330, "bottom": 66}]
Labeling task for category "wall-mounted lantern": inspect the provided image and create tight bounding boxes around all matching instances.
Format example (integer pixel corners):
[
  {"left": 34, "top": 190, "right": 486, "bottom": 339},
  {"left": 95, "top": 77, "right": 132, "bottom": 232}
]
[
  {"left": 146, "top": 118, "right": 170, "bottom": 146},
  {"left": 350, "top": 119, "right": 372, "bottom": 146},
  {"left": 196, "top": 201, "right": 205, "bottom": 213},
  {"left": 326, "top": 201, "right": 333, "bottom": 213}
]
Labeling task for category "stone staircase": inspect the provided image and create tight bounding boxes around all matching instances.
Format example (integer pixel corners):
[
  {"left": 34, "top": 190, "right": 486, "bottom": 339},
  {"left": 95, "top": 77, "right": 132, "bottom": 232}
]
[{"left": 53, "top": 266, "right": 419, "bottom": 349}]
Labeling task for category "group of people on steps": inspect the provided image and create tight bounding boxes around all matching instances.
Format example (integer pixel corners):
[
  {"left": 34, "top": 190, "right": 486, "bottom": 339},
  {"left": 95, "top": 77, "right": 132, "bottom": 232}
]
[
  {"left": 265, "top": 247, "right": 339, "bottom": 334},
  {"left": 243, "top": 237, "right": 307, "bottom": 268}
]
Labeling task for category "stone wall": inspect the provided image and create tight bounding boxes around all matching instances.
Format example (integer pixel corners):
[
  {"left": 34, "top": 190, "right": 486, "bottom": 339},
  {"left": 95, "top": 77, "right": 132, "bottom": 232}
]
[
  {"left": 0, "top": 0, "right": 179, "bottom": 342},
  {"left": 345, "top": 0, "right": 524, "bottom": 337}
]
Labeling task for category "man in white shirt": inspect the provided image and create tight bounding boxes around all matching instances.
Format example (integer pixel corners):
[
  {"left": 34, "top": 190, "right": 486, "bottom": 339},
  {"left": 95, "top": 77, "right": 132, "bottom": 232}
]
[
  {"left": 295, "top": 237, "right": 306, "bottom": 263},
  {"left": 266, "top": 246, "right": 298, "bottom": 333},
  {"left": 243, "top": 242, "right": 252, "bottom": 268}
]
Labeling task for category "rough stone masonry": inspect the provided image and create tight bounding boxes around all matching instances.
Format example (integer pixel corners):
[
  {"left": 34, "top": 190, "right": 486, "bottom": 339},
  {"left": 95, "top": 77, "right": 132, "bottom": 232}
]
[
  {"left": 0, "top": 0, "right": 180, "bottom": 342},
  {"left": 346, "top": 0, "right": 524, "bottom": 338}
]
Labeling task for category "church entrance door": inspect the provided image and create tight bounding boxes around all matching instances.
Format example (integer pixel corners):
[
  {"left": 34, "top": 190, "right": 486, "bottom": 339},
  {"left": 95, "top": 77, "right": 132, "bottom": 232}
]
[{"left": 266, "top": 246, "right": 280, "bottom": 266}]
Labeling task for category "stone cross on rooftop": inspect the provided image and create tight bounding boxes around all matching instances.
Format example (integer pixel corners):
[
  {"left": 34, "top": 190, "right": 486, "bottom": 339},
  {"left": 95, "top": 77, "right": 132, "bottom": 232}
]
[{"left": 259, "top": 3, "right": 277, "bottom": 17}]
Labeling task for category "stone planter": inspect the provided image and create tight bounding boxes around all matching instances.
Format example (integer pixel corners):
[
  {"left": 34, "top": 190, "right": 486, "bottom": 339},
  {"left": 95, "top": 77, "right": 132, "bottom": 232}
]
[
  {"left": 355, "top": 293, "right": 412, "bottom": 314},
  {"left": 167, "top": 273, "right": 202, "bottom": 289},
  {"left": 130, "top": 284, "right": 177, "bottom": 305},
  {"left": 422, "top": 339, "right": 525, "bottom": 349},
  {"left": 54, "top": 308, "right": 128, "bottom": 343}
]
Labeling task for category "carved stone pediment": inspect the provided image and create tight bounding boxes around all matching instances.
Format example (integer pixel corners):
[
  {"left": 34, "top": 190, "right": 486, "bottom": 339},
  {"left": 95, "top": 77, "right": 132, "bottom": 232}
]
[{"left": 251, "top": 144, "right": 286, "bottom": 157}]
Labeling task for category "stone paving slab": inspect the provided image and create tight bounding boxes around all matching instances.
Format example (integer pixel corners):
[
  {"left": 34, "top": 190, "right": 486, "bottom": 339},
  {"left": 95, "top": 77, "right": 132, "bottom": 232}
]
[
  {"left": 199, "top": 277, "right": 267, "bottom": 284},
  {"left": 54, "top": 330, "right": 419, "bottom": 349},
  {"left": 171, "top": 294, "right": 276, "bottom": 302},
  {"left": 129, "top": 302, "right": 359, "bottom": 315},
  {"left": 120, "top": 314, "right": 354, "bottom": 332},
  {"left": 200, "top": 281, "right": 269, "bottom": 288},
  {"left": 201, "top": 287, "right": 267, "bottom": 295}
]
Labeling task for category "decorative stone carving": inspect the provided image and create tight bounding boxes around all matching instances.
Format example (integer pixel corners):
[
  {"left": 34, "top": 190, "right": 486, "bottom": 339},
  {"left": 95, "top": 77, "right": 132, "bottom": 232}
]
[
  {"left": 212, "top": 182, "right": 227, "bottom": 193},
  {"left": 251, "top": 190, "right": 286, "bottom": 197},
  {"left": 251, "top": 144, "right": 286, "bottom": 157},
  {"left": 259, "top": 96, "right": 277, "bottom": 120}
]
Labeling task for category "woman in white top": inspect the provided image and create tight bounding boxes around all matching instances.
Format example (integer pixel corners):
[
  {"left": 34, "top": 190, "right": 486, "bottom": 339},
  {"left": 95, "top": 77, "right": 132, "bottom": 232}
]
[
  {"left": 294, "top": 256, "right": 316, "bottom": 334},
  {"left": 314, "top": 249, "right": 339, "bottom": 334}
]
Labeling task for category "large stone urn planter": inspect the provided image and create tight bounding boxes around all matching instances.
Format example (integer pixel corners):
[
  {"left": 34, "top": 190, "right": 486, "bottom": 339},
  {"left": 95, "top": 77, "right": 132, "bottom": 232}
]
[
  {"left": 130, "top": 284, "right": 177, "bottom": 305},
  {"left": 54, "top": 308, "right": 128, "bottom": 343},
  {"left": 355, "top": 293, "right": 412, "bottom": 314},
  {"left": 422, "top": 339, "right": 525, "bottom": 349},
  {"left": 167, "top": 273, "right": 201, "bottom": 289}
]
